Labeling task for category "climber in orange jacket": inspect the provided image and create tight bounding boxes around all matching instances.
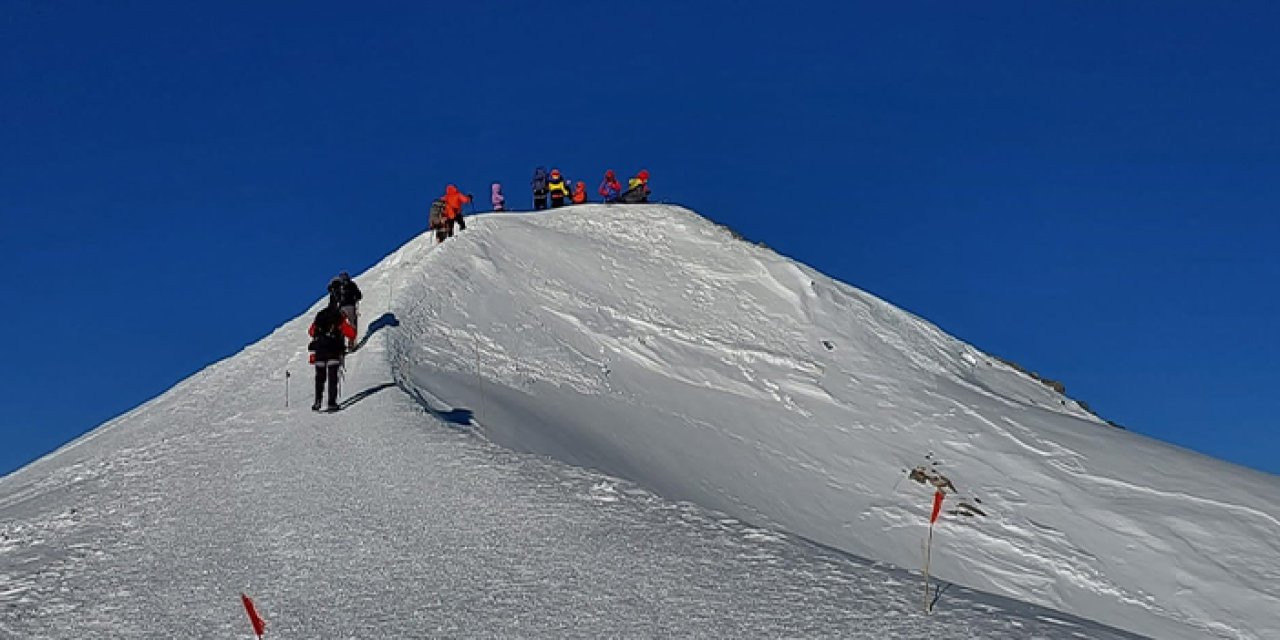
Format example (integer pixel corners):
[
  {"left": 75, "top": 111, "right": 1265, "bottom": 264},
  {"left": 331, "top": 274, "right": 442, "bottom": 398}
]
[{"left": 440, "top": 184, "right": 472, "bottom": 241}]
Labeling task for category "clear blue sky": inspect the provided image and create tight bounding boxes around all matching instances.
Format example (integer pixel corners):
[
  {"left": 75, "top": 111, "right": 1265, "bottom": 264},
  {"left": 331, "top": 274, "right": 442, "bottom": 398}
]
[{"left": 3, "top": 2, "right": 1277, "bottom": 477}]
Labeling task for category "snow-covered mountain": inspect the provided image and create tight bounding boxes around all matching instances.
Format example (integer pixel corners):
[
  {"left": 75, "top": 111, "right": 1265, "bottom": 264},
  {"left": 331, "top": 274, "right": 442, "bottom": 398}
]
[{"left": 2, "top": 205, "right": 1276, "bottom": 638}]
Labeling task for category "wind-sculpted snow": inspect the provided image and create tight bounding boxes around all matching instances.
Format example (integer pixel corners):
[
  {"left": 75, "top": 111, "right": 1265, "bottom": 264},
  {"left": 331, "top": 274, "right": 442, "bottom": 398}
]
[
  {"left": 0, "top": 205, "right": 1273, "bottom": 638},
  {"left": 0, "top": 214, "right": 1141, "bottom": 640},
  {"left": 388, "top": 205, "right": 1280, "bottom": 639}
]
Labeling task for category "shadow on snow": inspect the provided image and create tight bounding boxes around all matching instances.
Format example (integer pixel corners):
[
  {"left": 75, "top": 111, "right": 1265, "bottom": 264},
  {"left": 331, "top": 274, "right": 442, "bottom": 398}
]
[
  {"left": 354, "top": 312, "right": 400, "bottom": 351},
  {"left": 340, "top": 382, "right": 397, "bottom": 410}
]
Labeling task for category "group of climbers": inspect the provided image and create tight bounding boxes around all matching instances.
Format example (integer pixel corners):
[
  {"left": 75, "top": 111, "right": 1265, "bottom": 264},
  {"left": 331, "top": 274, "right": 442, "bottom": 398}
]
[
  {"left": 528, "top": 166, "right": 650, "bottom": 208},
  {"left": 304, "top": 166, "right": 653, "bottom": 412},
  {"left": 516, "top": 166, "right": 652, "bottom": 210},
  {"left": 428, "top": 167, "right": 651, "bottom": 243},
  {"left": 306, "top": 272, "right": 362, "bottom": 412},
  {"left": 529, "top": 166, "right": 588, "bottom": 209}
]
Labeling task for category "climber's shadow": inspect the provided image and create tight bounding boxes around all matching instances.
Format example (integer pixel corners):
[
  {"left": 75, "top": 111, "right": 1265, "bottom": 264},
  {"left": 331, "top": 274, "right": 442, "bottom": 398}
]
[
  {"left": 354, "top": 313, "right": 400, "bottom": 351},
  {"left": 340, "top": 382, "right": 397, "bottom": 410}
]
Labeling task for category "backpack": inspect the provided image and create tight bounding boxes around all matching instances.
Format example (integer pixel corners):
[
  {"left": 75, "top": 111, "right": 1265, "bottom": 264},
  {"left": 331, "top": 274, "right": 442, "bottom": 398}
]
[
  {"left": 327, "top": 279, "right": 342, "bottom": 308},
  {"left": 328, "top": 278, "right": 360, "bottom": 307},
  {"left": 531, "top": 168, "right": 548, "bottom": 192},
  {"left": 429, "top": 198, "right": 447, "bottom": 230},
  {"left": 308, "top": 307, "right": 346, "bottom": 357},
  {"left": 316, "top": 306, "right": 339, "bottom": 333},
  {"left": 619, "top": 183, "right": 647, "bottom": 204}
]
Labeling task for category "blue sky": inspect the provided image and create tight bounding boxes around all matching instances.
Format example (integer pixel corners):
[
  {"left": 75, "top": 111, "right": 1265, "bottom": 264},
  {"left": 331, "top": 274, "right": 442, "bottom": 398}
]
[{"left": 3, "top": 2, "right": 1277, "bottom": 477}]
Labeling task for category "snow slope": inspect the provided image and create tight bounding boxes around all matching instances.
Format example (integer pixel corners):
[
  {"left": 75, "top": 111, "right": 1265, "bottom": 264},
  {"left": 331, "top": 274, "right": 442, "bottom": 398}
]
[
  {"left": 384, "top": 205, "right": 1279, "bottom": 639},
  {"left": 1, "top": 203, "right": 1275, "bottom": 638}
]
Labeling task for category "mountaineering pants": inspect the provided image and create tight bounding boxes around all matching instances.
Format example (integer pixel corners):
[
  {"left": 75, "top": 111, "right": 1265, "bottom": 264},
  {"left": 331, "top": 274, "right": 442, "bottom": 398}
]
[
  {"left": 550, "top": 195, "right": 566, "bottom": 208},
  {"left": 533, "top": 191, "right": 548, "bottom": 210},
  {"left": 435, "top": 215, "right": 465, "bottom": 243},
  {"left": 314, "top": 360, "right": 341, "bottom": 406}
]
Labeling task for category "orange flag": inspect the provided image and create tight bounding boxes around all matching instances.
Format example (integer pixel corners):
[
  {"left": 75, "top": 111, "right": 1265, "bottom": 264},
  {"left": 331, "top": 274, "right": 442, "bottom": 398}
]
[
  {"left": 930, "top": 490, "right": 945, "bottom": 524},
  {"left": 241, "top": 593, "right": 267, "bottom": 638}
]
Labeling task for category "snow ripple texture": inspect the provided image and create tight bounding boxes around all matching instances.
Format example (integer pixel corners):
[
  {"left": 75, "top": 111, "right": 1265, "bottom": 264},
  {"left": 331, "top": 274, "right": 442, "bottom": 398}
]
[{"left": 1, "top": 204, "right": 1274, "bottom": 638}]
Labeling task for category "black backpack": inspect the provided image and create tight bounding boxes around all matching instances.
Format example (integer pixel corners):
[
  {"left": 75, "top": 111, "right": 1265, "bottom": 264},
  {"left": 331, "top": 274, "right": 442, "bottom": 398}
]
[
  {"left": 308, "top": 307, "right": 346, "bottom": 356},
  {"left": 619, "top": 184, "right": 647, "bottom": 204},
  {"left": 327, "top": 279, "right": 342, "bottom": 308},
  {"left": 317, "top": 305, "right": 342, "bottom": 331},
  {"left": 328, "top": 278, "right": 361, "bottom": 307}
]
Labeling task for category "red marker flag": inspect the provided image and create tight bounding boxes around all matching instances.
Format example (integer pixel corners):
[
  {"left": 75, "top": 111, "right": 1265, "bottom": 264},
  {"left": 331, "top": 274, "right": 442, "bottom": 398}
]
[
  {"left": 923, "top": 489, "right": 946, "bottom": 612},
  {"left": 241, "top": 593, "right": 267, "bottom": 638}
]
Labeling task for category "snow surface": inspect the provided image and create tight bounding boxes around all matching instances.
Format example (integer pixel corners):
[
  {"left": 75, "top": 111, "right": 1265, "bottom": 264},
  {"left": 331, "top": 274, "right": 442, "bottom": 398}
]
[{"left": 2, "top": 204, "right": 1276, "bottom": 638}]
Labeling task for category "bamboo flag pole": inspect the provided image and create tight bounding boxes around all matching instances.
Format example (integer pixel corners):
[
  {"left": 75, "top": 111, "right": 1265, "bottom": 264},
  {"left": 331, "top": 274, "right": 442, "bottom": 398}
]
[{"left": 923, "top": 489, "right": 945, "bottom": 613}]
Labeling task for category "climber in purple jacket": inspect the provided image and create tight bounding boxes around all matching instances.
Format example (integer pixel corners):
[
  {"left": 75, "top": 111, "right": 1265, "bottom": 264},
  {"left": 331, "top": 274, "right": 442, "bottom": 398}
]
[{"left": 491, "top": 182, "right": 505, "bottom": 211}]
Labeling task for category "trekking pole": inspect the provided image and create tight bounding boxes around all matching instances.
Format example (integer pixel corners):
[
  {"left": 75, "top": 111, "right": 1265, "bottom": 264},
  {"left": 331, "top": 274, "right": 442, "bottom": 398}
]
[
  {"left": 474, "top": 332, "right": 483, "bottom": 424},
  {"left": 285, "top": 370, "right": 291, "bottom": 408}
]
